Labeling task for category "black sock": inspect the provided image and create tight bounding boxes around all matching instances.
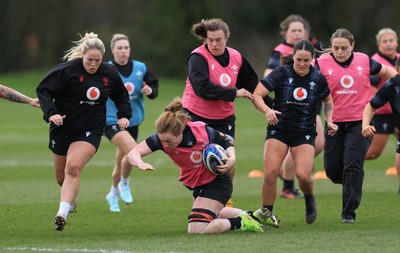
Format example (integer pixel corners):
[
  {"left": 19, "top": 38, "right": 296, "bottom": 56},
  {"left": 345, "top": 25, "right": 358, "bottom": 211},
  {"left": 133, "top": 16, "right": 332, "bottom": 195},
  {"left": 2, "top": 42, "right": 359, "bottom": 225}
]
[
  {"left": 228, "top": 217, "right": 242, "bottom": 230},
  {"left": 262, "top": 205, "right": 273, "bottom": 212},
  {"left": 304, "top": 194, "right": 314, "bottom": 202},
  {"left": 283, "top": 179, "right": 294, "bottom": 190}
]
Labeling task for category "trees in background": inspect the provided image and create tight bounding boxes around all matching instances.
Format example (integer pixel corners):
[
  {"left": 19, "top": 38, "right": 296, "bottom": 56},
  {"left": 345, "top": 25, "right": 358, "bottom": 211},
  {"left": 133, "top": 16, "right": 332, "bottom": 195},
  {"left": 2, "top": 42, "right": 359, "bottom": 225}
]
[{"left": 1, "top": 0, "right": 399, "bottom": 77}]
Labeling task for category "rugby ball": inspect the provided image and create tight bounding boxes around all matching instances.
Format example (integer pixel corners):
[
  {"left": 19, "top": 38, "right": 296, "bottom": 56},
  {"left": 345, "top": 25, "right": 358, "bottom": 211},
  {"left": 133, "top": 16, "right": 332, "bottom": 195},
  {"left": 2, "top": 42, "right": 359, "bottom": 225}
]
[{"left": 202, "top": 143, "right": 228, "bottom": 175}]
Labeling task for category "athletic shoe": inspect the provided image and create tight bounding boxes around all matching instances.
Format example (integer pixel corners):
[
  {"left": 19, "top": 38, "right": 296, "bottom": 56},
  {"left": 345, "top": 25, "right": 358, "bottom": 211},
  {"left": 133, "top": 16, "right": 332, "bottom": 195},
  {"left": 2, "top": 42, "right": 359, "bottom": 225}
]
[
  {"left": 69, "top": 201, "right": 77, "bottom": 213},
  {"left": 305, "top": 196, "right": 317, "bottom": 224},
  {"left": 280, "top": 188, "right": 304, "bottom": 199},
  {"left": 342, "top": 215, "right": 355, "bottom": 224},
  {"left": 251, "top": 208, "right": 280, "bottom": 228},
  {"left": 118, "top": 183, "right": 133, "bottom": 204},
  {"left": 237, "top": 212, "right": 264, "bottom": 233},
  {"left": 106, "top": 194, "right": 120, "bottom": 212},
  {"left": 225, "top": 198, "right": 234, "bottom": 208},
  {"left": 54, "top": 215, "right": 66, "bottom": 231}
]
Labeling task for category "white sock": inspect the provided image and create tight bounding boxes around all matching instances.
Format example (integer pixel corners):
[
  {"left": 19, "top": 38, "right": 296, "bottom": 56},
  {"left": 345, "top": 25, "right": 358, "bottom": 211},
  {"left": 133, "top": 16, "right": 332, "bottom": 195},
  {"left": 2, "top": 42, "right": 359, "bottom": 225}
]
[
  {"left": 120, "top": 177, "right": 129, "bottom": 186},
  {"left": 109, "top": 185, "right": 119, "bottom": 196},
  {"left": 57, "top": 202, "right": 71, "bottom": 218}
]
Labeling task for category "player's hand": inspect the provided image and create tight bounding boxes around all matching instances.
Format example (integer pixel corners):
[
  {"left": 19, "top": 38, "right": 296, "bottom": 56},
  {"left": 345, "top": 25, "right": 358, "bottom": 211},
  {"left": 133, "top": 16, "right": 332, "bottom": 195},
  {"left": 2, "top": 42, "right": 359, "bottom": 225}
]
[
  {"left": 236, "top": 88, "right": 253, "bottom": 100},
  {"left": 49, "top": 114, "right": 66, "bottom": 126},
  {"left": 327, "top": 122, "right": 338, "bottom": 136},
  {"left": 117, "top": 117, "right": 130, "bottom": 130},
  {"left": 29, "top": 98, "right": 40, "bottom": 108},
  {"left": 362, "top": 125, "right": 376, "bottom": 137},
  {"left": 137, "top": 162, "right": 155, "bottom": 171},
  {"left": 141, "top": 82, "right": 153, "bottom": 96},
  {"left": 265, "top": 109, "right": 281, "bottom": 125}
]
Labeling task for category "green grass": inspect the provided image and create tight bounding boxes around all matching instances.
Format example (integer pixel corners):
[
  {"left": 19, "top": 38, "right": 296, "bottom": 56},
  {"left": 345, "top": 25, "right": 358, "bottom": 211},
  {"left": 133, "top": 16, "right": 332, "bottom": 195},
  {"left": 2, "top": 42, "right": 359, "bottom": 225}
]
[{"left": 1, "top": 70, "right": 400, "bottom": 253}]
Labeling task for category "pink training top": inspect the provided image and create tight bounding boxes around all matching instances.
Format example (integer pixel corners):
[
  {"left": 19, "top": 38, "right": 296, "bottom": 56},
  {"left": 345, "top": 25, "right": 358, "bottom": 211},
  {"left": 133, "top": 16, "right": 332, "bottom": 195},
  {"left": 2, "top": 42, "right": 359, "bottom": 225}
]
[
  {"left": 317, "top": 52, "right": 373, "bottom": 122},
  {"left": 162, "top": 121, "right": 217, "bottom": 189},
  {"left": 371, "top": 52, "right": 400, "bottom": 115},
  {"left": 182, "top": 45, "right": 242, "bottom": 119},
  {"left": 274, "top": 43, "right": 294, "bottom": 56}
]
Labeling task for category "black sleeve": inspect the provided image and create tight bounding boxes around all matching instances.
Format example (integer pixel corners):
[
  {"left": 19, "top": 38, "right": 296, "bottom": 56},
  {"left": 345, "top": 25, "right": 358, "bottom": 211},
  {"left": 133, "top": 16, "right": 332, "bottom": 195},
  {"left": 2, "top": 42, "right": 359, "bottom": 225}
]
[
  {"left": 145, "top": 133, "right": 164, "bottom": 152},
  {"left": 144, "top": 69, "right": 159, "bottom": 99},
  {"left": 370, "top": 58, "right": 383, "bottom": 76},
  {"left": 370, "top": 79, "right": 393, "bottom": 109},
  {"left": 236, "top": 56, "right": 259, "bottom": 93},
  {"left": 370, "top": 75, "right": 381, "bottom": 87},
  {"left": 206, "top": 126, "right": 234, "bottom": 150},
  {"left": 36, "top": 64, "right": 66, "bottom": 122},
  {"left": 266, "top": 51, "right": 281, "bottom": 69},
  {"left": 186, "top": 53, "right": 237, "bottom": 101}
]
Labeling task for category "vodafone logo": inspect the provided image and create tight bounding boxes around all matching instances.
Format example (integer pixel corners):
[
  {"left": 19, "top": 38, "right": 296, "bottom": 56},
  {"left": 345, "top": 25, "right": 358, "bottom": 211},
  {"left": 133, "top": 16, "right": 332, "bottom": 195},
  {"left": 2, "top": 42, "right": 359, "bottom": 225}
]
[
  {"left": 293, "top": 87, "right": 307, "bottom": 101},
  {"left": 190, "top": 151, "right": 203, "bottom": 163},
  {"left": 340, "top": 75, "right": 354, "bottom": 89},
  {"left": 86, "top": 87, "right": 100, "bottom": 101},
  {"left": 219, "top": 74, "right": 231, "bottom": 87},
  {"left": 125, "top": 82, "right": 135, "bottom": 95}
]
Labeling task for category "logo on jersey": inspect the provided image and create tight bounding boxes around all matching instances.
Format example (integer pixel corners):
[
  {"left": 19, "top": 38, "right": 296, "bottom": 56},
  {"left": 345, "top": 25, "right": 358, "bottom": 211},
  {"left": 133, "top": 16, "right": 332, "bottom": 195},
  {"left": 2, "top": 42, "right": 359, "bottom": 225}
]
[
  {"left": 125, "top": 82, "right": 135, "bottom": 95},
  {"left": 86, "top": 87, "right": 100, "bottom": 100},
  {"left": 86, "top": 131, "right": 92, "bottom": 137},
  {"left": 136, "top": 70, "right": 143, "bottom": 79},
  {"left": 190, "top": 151, "right": 203, "bottom": 163},
  {"left": 356, "top": 66, "right": 363, "bottom": 75},
  {"left": 103, "top": 78, "right": 109, "bottom": 86},
  {"left": 293, "top": 87, "right": 308, "bottom": 101},
  {"left": 340, "top": 75, "right": 354, "bottom": 89},
  {"left": 231, "top": 64, "right": 239, "bottom": 75},
  {"left": 79, "top": 76, "right": 84, "bottom": 83},
  {"left": 309, "top": 81, "right": 316, "bottom": 90},
  {"left": 219, "top": 74, "right": 232, "bottom": 87}
]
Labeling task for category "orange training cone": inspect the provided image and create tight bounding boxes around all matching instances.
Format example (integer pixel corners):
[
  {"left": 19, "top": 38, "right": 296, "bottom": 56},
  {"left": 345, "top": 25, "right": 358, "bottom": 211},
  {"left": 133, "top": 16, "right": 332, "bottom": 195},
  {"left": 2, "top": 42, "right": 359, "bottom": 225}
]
[
  {"left": 313, "top": 170, "right": 328, "bottom": 180},
  {"left": 248, "top": 169, "right": 263, "bottom": 178},
  {"left": 385, "top": 167, "right": 397, "bottom": 175}
]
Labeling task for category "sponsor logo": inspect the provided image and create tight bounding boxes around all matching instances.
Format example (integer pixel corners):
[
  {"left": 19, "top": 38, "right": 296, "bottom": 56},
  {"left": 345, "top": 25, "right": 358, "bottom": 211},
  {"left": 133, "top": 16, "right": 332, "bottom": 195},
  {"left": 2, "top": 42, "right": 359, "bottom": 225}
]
[
  {"left": 219, "top": 73, "right": 231, "bottom": 87},
  {"left": 293, "top": 87, "right": 307, "bottom": 101},
  {"left": 190, "top": 151, "right": 203, "bottom": 163},
  {"left": 340, "top": 75, "right": 354, "bottom": 89},
  {"left": 86, "top": 87, "right": 100, "bottom": 100},
  {"left": 125, "top": 82, "right": 135, "bottom": 95}
]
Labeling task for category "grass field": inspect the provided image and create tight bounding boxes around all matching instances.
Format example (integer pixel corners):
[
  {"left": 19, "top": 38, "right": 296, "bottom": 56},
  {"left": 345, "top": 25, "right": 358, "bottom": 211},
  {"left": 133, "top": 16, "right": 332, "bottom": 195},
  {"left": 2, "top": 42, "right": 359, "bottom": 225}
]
[{"left": 1, "top": 70, "right": 400, "bottom": 253}]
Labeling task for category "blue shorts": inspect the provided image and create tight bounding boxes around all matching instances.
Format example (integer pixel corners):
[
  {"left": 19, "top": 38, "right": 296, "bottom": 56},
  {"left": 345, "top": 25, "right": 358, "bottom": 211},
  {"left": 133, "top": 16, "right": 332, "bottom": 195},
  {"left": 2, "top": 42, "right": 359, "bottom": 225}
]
[
  {"left": 49, "top": 131, "right": 102, "bottom": 156},
  {"left": 104, "top": 125, "right": 138, "bottom": 141}
]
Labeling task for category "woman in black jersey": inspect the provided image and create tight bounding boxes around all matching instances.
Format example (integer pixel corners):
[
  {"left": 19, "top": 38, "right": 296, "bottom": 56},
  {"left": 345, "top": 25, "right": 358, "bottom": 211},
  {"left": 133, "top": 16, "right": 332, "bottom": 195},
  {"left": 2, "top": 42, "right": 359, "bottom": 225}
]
[
  {"left": 36, "top": 32, "right": 132, "bottom": 231},
  {"left": 362, "top": 57, "right": 400, "bottom": 193},
  {"left": 252, "top": 40, "right": 337, "bottom": 225}
]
